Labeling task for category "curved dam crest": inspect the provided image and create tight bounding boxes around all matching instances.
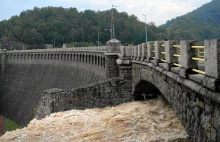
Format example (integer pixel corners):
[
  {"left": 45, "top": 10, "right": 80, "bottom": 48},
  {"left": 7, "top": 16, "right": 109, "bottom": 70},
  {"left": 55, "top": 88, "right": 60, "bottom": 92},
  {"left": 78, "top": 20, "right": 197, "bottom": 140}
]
[{"left": 0, "top": 58, "right": 105, "bottom": 126}]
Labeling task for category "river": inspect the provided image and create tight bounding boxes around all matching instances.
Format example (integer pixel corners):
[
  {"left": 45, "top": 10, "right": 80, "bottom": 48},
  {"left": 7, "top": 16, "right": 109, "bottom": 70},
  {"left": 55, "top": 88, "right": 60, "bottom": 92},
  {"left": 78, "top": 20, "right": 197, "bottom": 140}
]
[{"left": 0, "top": 97, "right": 190, "bottom": 142}]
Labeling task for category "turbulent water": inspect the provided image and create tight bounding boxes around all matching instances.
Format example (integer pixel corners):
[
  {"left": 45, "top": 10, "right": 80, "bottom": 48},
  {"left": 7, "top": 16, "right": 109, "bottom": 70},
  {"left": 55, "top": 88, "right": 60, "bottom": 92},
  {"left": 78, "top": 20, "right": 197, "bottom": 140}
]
[{"left": 0, "top": 97, "right": 190, "bottom": 142}]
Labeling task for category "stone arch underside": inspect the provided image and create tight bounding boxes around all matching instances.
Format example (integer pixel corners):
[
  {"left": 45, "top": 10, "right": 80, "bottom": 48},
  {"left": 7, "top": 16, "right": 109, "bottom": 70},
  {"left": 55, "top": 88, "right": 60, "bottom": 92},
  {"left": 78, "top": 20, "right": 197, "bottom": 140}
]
[
  {"left": 133, "top": 80, "right": 161, "bottom": 100},
  {"left": 132, "top": 62, "right": 220, "bottom": 141}
]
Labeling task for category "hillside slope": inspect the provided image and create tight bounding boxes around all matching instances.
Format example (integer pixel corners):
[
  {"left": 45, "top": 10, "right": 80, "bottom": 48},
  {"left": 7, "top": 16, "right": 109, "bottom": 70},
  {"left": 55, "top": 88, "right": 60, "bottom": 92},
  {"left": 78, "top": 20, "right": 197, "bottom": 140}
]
[
  {"left": 161, "top": 0, "right": 220, "bottom": 41},
  {"left": 0, "top": 7, "right": 165, "bottom": 49}
]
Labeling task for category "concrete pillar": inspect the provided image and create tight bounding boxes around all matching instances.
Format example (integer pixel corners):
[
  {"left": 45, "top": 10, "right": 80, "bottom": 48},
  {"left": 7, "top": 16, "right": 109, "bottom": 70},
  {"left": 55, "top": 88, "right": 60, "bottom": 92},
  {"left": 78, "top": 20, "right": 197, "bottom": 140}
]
[
  {"left": 133, "top": 46, "right": 137, "bottom": 60},
  {"left": 120, "top": 46, "right": 126, "bottom": 58},
  {"left": 141, "top": 43, "right": 147, "bottom": 61},
  {"left": 131, "top": 46, "right": 134, "bottom": 59},
  {"left": 137, "top": 44, "right": 142, "bottom": 60},
  {"left": 205, "top": 39, "right": 220, "bottom": 79},
  {"left": 164, "top": 40, "right": 179, "bottom": 70},
  {"left": 203, "top": 39, "right": 220, "bottom": 91},
  {"left": 105, "top": 39, "right": 121, "bottom": 78},
  {"left": 179, "top": 40, "right": 197, "bottom": 78},
  {"left": 1, "top": 49, "right": 7, "bottom": 74},
  {"left": 125, "top": 46, "right": 133, "bottom": 58},
  {"left": 147, "top": 41, "right": 154, "bottom": 62},
  {"left": 154, "top": 41, "right": 164, "bottom": 65}
]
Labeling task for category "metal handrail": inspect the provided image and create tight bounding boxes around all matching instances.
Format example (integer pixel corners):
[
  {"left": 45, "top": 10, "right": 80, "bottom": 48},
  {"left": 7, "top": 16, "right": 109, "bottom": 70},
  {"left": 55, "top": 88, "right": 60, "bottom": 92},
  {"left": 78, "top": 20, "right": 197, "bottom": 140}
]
[
  {"left": 191, "top": 46, "right": 205, "bottom": 49},
  {"left": 192, "top": 69, "right": 205, "bottom": 75},
  {"left": 173, "top": 45, "right": 180, "bottom": 48},
  {"left": 192, "top": 57, "right": 205, "bottom": 62},
  {"left": 161, "top": 59, "right": 166, "bottom": 62},
  {"left": 173, "top": 54, "right": 180, "bottom": 57},
  {"left": 174, "top": 63, "right": 181, "bottom": 67}
]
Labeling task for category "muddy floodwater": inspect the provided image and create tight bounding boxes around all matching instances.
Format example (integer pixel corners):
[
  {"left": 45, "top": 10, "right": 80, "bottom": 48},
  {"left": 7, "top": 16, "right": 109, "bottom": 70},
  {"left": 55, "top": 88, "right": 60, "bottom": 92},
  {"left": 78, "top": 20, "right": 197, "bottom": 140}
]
[{"left": 0, "top": 97, "right": 190, "bottom": 142}]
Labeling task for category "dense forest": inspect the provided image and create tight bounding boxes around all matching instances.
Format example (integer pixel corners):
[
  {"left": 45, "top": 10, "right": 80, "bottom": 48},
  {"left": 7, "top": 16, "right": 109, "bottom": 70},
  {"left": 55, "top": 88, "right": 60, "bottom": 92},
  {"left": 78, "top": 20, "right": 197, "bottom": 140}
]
[
  {"left": 0, "top": 0, "right": 219, "bottom": 49},
  {"left": 0, "top": 7, "right": 165, "bottom": 49},
  {"left": 161, "top": 0, "right": 220, "bottom": 41}
]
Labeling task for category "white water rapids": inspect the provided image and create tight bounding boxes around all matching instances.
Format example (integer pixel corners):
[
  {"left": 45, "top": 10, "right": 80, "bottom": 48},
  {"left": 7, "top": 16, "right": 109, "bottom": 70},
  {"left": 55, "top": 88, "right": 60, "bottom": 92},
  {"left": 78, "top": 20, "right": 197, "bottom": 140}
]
[{"left": 0, "top": 97, "right": 190, "bottom": 142}]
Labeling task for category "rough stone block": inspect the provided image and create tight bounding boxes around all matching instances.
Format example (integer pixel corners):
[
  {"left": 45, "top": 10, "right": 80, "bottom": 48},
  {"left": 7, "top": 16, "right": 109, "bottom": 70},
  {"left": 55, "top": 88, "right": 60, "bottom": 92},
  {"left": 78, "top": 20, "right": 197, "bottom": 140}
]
[{"left": 203, "top": 76, "right": 220, "bottom": 92}]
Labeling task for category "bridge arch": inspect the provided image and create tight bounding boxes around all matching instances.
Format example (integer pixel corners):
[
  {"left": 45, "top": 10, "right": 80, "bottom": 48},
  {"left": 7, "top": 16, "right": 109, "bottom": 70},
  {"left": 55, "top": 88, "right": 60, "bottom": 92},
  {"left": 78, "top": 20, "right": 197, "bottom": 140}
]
[{"left": 133, "top": 80, "right": 161, "bottom": 100}]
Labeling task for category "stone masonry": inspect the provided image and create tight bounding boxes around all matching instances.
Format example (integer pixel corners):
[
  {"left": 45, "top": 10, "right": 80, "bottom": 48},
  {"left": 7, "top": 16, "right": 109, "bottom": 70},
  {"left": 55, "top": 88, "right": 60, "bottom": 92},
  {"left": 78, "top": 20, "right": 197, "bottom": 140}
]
[{"left": 35, "top": 78, "right": 133, "bottom": 119}]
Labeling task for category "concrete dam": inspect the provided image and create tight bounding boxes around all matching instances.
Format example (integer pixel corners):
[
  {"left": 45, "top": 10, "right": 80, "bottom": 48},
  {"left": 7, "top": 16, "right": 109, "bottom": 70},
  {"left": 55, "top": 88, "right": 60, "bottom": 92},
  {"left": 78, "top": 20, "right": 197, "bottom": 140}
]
[
  {"left": 0, "top": 48, "right": 106, "bottom": 126},
  {"left": 1, "top": 39, "right": 220, "bottom": 141}
]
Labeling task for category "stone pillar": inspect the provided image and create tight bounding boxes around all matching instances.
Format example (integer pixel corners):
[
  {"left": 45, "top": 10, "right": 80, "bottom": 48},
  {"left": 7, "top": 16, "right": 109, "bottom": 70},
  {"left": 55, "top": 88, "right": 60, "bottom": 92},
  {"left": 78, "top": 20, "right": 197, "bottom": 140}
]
[
  {"left": 154, "top": 41, "right": 163, "bottom": 65},
  {"left": 179, "top": 40, "right": 197, "bottom": 78},
  {"left": 131, "top": 46, "right": 134, "bottom": 59},
  {"left": 203, "top": 39, "right": 220, "bottom": 91},
  {"left": 116, "top": 58, "right": 133, "bottom": 100},
  {"left": 141, "top": 43, "right": 147, "bottom": 61},
  {"left": 133, "top": 46, "right": 138, "bottom": 60},
  {"left": 164, "top": 40, "right": 179, "bottom": 70},
  {"left": 105, "top": 39, "right": 121, "bottom": 78},
  {"left": 137, "top": 44, "right": 142, "bottom": 60},
  {"left": 147, "top": 41, "right": 154, "bottom": 62},
  {"left": 1, "top": 49, "right": 7, "bottom": 74}
]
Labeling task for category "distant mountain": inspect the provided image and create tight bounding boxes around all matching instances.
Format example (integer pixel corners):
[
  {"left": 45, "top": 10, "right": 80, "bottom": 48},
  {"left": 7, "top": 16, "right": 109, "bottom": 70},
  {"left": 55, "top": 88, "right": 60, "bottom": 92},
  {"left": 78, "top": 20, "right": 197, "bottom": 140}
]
[{"left": 161, "top": 0, "right": 220, "bottom": 41}]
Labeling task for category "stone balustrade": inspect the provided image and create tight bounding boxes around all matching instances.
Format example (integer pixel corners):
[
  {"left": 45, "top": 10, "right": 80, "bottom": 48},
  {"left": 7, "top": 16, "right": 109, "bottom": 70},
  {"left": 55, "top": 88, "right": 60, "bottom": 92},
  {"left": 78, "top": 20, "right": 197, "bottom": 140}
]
[
  {"left": 126, "top": 39, "right": 220, "bottom": 91},
  {"left": 5, "top": 46, "right": 107, "bottom": 53}
]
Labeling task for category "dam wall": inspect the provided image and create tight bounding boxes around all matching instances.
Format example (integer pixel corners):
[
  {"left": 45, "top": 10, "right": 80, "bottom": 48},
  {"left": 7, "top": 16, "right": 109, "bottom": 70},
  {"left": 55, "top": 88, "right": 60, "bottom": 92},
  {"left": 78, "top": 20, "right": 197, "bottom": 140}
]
[{"left": 0, "top": 58, "right": 105, "bottom": 126}]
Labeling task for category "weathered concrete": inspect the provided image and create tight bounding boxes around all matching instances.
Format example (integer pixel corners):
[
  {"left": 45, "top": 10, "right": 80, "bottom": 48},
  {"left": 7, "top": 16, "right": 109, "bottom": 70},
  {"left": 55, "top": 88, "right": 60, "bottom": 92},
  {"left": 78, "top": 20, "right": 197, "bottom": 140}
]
[{"left": 0, "top": 58, "right": 105, "bottom": 126}]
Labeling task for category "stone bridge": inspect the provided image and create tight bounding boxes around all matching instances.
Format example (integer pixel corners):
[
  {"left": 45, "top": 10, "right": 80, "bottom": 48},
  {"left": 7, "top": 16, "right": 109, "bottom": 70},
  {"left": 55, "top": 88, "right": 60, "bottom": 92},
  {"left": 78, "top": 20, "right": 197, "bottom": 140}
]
[{"left": 0, "top": 39, "right": 220, "bottom": 141}]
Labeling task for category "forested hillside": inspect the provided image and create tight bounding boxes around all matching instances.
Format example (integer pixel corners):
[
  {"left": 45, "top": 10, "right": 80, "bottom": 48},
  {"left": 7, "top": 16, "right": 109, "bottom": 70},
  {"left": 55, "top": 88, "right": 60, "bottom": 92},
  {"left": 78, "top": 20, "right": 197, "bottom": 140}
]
[
  {"left": 161, "top": 0, "right": 220, "bottom": 41},
  {"left": 0, "top": 7, "right": 165, "bottom": 49}
]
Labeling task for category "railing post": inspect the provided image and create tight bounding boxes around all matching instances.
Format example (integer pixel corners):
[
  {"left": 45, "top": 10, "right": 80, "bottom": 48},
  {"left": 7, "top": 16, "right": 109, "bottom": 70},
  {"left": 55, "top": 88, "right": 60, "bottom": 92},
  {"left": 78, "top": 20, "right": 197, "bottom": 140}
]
[
  {"left": 203, "top": 39, "right": 220, "bottom": 91},
  {"left": 179, "top": 40, "right": 197, "bottom": 78},
  {"left": 147, "top": 41, "right": 154, "bottom": 62},
  {"left": 164, "top": 40, "right": 178, "bottom": 70},
  {"left": 1, "top": 49, "right": 7, "bottom": 74},
  {"left": 141, "top": 43, "right": 147, "bottom": 61},
  {"left": 154, "top": 41, "right": 163, "bottom": 65},
  {"left": 137, "top": 44, "right": 142, "bottom": 60},
  {"left": 133, "top": 46, "right": 138, "bottom": 60}
]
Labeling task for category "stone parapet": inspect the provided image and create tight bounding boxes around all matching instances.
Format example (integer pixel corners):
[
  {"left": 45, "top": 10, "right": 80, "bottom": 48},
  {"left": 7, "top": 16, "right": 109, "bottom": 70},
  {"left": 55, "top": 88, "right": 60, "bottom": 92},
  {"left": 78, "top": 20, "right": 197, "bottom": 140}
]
[{"left": 35, "top": 78, "right": 133, "bottom": 119}]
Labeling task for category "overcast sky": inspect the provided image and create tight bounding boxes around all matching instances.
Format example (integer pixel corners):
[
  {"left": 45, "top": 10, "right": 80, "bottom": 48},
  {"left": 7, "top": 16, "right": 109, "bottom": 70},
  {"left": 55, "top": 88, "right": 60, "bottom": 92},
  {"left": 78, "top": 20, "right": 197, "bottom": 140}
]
[{"left": 1, "top": 0, "right": 212, "bottom": 25}]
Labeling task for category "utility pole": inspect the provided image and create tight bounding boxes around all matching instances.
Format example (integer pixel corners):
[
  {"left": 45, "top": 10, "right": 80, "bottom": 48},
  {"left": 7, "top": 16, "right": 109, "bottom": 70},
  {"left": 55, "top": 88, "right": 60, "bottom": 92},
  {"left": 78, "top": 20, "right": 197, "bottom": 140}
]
[
  {"left": 142, "top": 14, "right": 147, "bottom": 43},
  {"left": 112, "top": 5, "right": 118, "bottom": 39}
]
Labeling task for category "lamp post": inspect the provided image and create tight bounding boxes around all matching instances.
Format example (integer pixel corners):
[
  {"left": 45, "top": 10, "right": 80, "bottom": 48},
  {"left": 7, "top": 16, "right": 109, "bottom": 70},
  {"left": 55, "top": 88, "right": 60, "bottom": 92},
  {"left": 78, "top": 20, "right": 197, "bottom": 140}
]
[
  {"left": 105, "top": 29, "right": 112, "bottom": 39},
  {"left": 142, "top": 14, "right": 147, "bottom": 43}
]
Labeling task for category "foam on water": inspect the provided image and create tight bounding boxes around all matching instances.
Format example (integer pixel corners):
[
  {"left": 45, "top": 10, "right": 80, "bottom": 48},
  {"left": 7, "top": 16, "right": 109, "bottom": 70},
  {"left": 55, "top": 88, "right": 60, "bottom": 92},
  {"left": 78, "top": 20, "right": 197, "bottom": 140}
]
[{"left": 0, "top": 97, "right": 189, "bottom": 142}]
